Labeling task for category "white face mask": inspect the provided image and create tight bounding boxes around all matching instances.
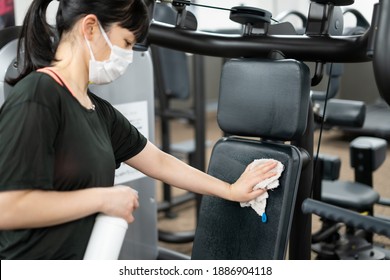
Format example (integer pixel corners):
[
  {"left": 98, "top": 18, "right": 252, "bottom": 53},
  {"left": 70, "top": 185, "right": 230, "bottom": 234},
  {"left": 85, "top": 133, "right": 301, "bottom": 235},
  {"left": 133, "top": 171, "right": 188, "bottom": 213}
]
[{"left": 85, "top": 23, "right": 134, "bottom": 85}]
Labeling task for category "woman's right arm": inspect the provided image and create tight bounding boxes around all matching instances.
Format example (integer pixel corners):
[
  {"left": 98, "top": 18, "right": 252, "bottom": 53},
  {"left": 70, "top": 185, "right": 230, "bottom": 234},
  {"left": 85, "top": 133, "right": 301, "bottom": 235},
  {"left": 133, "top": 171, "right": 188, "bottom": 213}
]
[{"left": 0, "top": 186, "right": 138, "bottom": 230}]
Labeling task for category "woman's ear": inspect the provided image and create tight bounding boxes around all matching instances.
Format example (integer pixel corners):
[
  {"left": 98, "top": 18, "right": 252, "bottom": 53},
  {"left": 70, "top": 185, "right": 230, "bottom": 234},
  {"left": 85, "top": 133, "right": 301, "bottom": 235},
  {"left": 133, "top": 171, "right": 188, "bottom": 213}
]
[{"left": 81, "top": 14, "right": 99, "bottom": 41}]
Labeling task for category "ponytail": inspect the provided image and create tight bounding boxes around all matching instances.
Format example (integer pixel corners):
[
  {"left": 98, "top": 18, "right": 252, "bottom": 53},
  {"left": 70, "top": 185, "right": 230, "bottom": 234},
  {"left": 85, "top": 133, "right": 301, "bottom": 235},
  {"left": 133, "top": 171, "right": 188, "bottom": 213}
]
[{"left": 8, "top": 0, "right": 58, "bottom": 85}]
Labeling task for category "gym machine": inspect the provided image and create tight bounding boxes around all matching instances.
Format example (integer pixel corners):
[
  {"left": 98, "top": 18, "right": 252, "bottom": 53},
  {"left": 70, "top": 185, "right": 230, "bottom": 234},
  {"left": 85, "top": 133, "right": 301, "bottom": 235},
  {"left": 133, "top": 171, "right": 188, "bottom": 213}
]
[{"left": 147, "top": 0, "right": 390, "bottom": 260}]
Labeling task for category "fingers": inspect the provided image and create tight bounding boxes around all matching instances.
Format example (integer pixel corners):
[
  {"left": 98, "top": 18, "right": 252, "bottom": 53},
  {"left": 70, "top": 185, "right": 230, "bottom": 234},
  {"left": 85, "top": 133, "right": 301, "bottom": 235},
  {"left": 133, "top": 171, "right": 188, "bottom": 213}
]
[
  {"left": 244, "top": 161, "right": 277, "bottom": 184},
  {"left": 122, "top": 203, "right": 137, "bottom": 224},
  {"left": 127, "top": 188, "right": 139, "bottom": 223},
  {"left": 247, "top": 188, "right": 267, "bottom": 200},
  {"left": 252, "top": 161, "right": 278, "bottom": 177},
  {"left": 246, "top": 161, "right": 277, "bottom": 177},
  {"left": 133, "top": 197, "right": 139, "bottom": 209},
  {"left": 102, "top": 186, "right": 140, "bottom": 223},
  {"left": 230, "top": 160, "right": 281, "bottom": 202},
  {"left": 259, "top": 170, "right": 278, "bottom": 181},
  {"left": 126, "top": 214, "right": 135, "bottom": 224},
  {"left": 253, "top": 160, "right": 278, "bottom": 172},
  {"left": 130, "top": 188, "right": 139, "bottom": 210}
]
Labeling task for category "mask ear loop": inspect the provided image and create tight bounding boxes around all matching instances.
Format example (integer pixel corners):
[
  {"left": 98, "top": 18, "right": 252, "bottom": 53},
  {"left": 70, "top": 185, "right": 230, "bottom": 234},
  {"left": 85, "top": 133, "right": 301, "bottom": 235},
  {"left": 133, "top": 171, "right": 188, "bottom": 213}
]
[
  {"left": 84, "top": 22, "right": 113, "bottom": 62},
  {"left": 97, "top": 22, "right": 114, "bottom": 49},
  {"left": 84, "top": 37, "right": 96, "bottom": 61}
]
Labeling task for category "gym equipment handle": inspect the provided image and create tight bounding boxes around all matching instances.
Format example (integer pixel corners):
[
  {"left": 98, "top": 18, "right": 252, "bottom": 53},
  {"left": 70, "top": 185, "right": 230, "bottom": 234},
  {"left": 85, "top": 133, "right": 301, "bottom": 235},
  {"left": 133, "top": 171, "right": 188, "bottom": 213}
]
[
  {"left": 302, "top": 198, "right": 390, "bottom": 237},
  {"left": 148, "top": 21, "right": 370, "bottom": 62}
]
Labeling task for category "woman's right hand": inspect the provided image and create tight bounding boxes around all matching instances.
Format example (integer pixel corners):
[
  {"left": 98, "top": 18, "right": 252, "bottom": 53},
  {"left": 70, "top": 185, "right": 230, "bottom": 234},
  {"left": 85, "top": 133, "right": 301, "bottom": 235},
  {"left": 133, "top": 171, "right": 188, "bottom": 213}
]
[{"left": 100, "top": 186, "right": 139, "bottom": 223}]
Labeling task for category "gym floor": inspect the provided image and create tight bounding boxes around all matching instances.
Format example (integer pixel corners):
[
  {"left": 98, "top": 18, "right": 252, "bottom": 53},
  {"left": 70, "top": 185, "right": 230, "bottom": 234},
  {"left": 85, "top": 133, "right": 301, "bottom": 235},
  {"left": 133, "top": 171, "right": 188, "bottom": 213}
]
[{"left": 155, "top": 111, "right": 390, "bottom": 259}]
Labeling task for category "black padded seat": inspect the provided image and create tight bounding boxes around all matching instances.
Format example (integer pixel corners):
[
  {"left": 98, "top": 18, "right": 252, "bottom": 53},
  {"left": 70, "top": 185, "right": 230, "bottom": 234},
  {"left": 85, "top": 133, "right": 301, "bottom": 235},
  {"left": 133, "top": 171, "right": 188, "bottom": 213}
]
[
  {"left": 322, "top": 180, "right": 380, "bottom": 212},
  {"left": 341, "top": 100, "right": 390, "bottom": 139}
]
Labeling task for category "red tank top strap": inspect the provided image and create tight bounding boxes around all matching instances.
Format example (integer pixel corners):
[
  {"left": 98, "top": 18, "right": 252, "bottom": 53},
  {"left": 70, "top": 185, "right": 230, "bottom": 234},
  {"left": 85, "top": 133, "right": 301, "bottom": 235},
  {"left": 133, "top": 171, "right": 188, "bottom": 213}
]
[
  {"left": 37, "top": 68, "right": 65, "bottom": 86},
  {"left": 37, "top": 68, "right": 78, "bottom": 98}
]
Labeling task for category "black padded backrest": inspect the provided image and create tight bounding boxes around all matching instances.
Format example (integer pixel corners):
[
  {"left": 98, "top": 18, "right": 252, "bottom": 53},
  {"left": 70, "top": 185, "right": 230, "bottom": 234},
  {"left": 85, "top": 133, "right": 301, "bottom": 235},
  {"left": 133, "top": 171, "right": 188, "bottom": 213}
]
[
  {"left": 191, "top": 139, "right": 303, "bottom": 259},
  {"left": 217, "top": 59, "right": 310, "bottom": 140},
  {"left": 191, "top": 59, "right": 310, "bottom": 260},
  {"left": 151, "top": 4, "right": 190, "bottom": 100}
]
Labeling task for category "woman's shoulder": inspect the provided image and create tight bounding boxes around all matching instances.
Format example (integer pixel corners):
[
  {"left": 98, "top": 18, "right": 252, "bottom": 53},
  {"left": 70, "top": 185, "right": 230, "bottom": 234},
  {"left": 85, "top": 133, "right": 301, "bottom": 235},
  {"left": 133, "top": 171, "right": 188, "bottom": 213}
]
[
  {"left": 3, "top": 71, "right": 64, "bottom": 112},
  {"left": 11, "top": 71, "right": 63, "bottom": 101},
  {"left": 15, "top": 71, "right": 62, "bottom": 91}
]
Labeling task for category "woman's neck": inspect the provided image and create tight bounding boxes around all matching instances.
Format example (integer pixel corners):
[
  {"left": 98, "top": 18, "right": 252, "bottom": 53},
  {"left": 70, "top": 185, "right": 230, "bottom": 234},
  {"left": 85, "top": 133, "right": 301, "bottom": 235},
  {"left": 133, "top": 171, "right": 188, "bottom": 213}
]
[
  {"left": 50, "top": 41, "right": 94, "bottom": 110},
  {"left": 52, "top": 41, "right": 90, "bottom": 97}
]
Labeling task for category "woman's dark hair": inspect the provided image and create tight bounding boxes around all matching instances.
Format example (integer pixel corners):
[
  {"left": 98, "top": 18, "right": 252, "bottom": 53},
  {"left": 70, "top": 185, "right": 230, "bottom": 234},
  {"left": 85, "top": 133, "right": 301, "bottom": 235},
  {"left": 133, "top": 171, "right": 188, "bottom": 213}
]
[{"left": 8, "top": 0, "right": 150, "bottom": 85}]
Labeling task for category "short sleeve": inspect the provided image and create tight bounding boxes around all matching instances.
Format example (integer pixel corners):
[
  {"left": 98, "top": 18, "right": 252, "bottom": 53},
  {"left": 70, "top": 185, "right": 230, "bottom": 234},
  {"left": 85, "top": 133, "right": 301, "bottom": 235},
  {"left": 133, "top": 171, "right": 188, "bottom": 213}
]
[
  {"left": 109, "top": 107, "right": 147, "bottom": 168},
  {"left": 0, "top": 101, "right": 59, "bottom": 191}
]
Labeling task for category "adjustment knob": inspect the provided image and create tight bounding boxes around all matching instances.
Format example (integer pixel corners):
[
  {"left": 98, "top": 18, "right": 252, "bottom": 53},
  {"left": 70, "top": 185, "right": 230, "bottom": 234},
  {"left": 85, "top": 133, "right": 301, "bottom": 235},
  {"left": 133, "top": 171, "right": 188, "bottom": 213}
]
[
  {"left": 311, "top": 0, "right": 355, "bottom": 6},
  {"left": 230, "top": 6, "right": 272, "bottom": 34}
]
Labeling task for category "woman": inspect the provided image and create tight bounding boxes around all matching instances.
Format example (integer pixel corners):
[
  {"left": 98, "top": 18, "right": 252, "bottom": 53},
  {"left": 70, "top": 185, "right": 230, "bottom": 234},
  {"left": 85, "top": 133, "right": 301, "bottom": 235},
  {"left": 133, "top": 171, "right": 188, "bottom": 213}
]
[{"left": 0, "top": 0, "right": 277, "bottom": 259}]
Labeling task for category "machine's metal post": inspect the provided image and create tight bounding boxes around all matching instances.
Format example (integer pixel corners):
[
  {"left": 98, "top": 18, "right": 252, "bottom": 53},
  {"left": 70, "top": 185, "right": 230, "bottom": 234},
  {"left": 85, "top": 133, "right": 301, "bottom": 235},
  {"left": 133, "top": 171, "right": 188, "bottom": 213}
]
[
  {"left": 193, "top": 54, "right": 206, "bottom": 219},
  {"left": 373, "top": 0, "right": 390, "bottom": 105},
  {"left": 290, "top": 104, "right": 314, "bottom": 260}
]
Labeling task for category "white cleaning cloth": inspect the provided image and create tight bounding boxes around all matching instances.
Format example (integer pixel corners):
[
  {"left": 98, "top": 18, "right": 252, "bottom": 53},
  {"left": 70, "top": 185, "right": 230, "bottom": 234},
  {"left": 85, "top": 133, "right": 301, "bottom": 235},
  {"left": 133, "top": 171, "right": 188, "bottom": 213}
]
[{"left": 240, "top": 159, "right": 284, "bottom": 221}]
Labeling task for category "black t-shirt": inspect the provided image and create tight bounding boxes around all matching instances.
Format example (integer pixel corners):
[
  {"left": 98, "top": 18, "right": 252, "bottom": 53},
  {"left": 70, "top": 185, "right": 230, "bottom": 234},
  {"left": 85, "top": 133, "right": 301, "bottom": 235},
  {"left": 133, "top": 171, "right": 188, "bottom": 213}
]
[{"left": 0, "top": 72, "right": 147, "bottom": 259}]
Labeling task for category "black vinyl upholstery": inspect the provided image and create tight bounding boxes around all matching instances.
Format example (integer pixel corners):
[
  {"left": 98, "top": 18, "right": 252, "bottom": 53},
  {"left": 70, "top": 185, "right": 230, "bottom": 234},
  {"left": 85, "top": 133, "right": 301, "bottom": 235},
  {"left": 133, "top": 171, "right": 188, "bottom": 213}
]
[
  {"left": 192, "top": 139, "right": 304, "bottom": 259},
  {"left": 322, "top": 180, "right": 380, "bottom": 211},
  {"left": 218, "top": 59, "right": 310, "bottom": 140},
  {"left": 191, "top": 58, "right": 311, "bottom": 260}
]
